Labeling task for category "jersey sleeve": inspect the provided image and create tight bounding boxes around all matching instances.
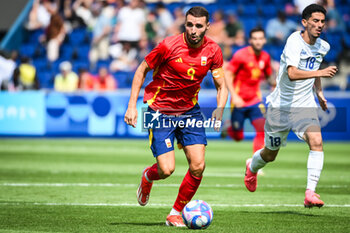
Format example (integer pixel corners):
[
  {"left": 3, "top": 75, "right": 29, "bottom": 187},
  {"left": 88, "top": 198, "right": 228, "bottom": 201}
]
[
  {"left": 284, "top": 35, "right": 302, "bottom": 68},
  {"left": 144, "top": 40, "right": 169, "bottom": 70},
  {"left": 210, "top": 45, "right": 224, "bottom": 70},
  {"left": 226, "top": 50, "right": 242, "bottom": 74}
]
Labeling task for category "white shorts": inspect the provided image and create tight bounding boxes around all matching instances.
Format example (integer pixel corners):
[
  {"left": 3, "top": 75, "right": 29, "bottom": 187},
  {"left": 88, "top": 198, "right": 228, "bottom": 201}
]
[{"left": 264, "top": 107, "right": 320, "bottom": 150}]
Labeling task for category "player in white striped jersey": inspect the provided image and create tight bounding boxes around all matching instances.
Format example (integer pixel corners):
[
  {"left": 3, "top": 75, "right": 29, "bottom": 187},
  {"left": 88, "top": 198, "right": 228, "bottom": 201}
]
[{"left": 244, "top": 4, "right": 338, "bottom": 208}]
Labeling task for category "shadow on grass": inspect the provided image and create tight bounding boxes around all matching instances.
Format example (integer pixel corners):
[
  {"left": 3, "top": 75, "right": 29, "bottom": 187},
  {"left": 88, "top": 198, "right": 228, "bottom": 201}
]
[{"left": 110, "top": 222, "right": 165, "bottom": 226}]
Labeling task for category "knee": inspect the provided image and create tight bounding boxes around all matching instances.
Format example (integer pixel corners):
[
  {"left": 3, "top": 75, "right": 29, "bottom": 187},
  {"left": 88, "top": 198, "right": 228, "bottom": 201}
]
[
  {"left": 189, "top": 162, "right": 205, "bottom": 177},
  {"left": 309, "top": 137, "right": 323, "bottom": 151},
  {"left": 158, "top": 166, "right": 175, "bottom": 179}
]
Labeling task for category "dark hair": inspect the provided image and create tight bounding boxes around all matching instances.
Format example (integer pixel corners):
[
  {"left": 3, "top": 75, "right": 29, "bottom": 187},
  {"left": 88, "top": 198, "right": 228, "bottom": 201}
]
[
  {"left": 302, "top": 4, "right": 327, "bottom": 20},
  {"left": 249, "top": 27, "right": 265, "bottom": 38},
  {"left": 186, "top": 6, "right": 209, "bottom": 23}
]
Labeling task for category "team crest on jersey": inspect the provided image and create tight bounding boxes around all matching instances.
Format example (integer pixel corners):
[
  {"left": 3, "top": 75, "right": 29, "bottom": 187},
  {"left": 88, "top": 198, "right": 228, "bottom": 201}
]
[
  {"left": 201, "top": 56, "right": 207, "bottom": 66},
  {"left": 301, "top": 49, "right": 307, "bottom": 56},
  {"left": 259, "top": 61, "right": 265, "bottom": 69},
  {"left": 165, "top": 138, "right": 172, "bottom": 148}
]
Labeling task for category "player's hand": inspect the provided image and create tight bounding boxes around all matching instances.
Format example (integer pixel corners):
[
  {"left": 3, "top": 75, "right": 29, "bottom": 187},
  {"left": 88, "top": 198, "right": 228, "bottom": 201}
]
[
  {"left": 320, "top": 66, "right": 338, "bottom": 78},
  {"left": 232, "top": 95, "right": 244, "bottom": 108},
  {"left": 124, "top": 106, "right": 138, "bottom": 128},
  {"left": 211, "top": 108, "right": 224, "bottom": 132},
  {"left": 316, "top": 91, "right": 328, "bottom": 111}
]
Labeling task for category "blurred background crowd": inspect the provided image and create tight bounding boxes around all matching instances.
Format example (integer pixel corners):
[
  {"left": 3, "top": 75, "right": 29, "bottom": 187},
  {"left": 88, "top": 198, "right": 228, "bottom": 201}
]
[{"left": 0, "top": 0, "right": 349, "bottom": 93}]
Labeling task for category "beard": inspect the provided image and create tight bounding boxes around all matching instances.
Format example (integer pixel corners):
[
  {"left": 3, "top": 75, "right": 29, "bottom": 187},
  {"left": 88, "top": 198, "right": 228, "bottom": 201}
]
[{"left": 186, "top": 30, "right": 206, "bottom": 45}]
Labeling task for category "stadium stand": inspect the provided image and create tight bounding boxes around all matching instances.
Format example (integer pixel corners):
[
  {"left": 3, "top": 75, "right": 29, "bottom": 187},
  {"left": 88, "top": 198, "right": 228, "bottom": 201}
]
[{"left": 0, "top": 0, "right": 349, "bottom": 90}]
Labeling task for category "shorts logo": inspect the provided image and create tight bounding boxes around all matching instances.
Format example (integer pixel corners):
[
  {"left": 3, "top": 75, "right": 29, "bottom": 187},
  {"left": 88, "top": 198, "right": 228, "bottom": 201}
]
[
  {"left": 201, "top": 56, "right": 207, "bottom": 66},
  {"left": 165, "top": 138, "right": 172, "bottom": 148}
]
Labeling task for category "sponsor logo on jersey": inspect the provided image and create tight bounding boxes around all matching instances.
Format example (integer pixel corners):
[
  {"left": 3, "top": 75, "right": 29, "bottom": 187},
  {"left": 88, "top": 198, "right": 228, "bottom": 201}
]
[
  {"left": 300, "top": 49, "right": 307, "bottom": 56},
  {"left": 201, "top": 56, "right": 207, "bottom": 66},
  {"left": 175, "top": 57, "right": 183, "bottom": 63}
]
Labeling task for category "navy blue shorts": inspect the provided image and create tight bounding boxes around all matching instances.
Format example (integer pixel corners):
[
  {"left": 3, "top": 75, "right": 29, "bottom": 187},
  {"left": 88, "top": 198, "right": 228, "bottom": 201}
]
[
  {"left": 231, "top": 102, "right": 265, "bottom": 130},
  {"left": 148, "top": 104, "right": 207, "bottom": 157}
]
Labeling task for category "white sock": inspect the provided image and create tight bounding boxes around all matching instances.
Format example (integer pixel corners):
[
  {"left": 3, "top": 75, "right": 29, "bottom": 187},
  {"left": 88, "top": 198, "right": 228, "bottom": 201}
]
[
  {"left": 250, "top": 148, "right": 267, "bottom": 173},
  {"left": 307, "top": 150, "right": 324, "bottom": 191},
  {"left": 169, "top": 208, "right": 181, "bottom": 216}
]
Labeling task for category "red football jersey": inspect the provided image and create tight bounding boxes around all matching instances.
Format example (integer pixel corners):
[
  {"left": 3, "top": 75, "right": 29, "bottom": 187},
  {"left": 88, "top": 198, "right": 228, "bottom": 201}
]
[
  {"left": 144, "top": 33, "right": 223, "bottom": 115},
  {"left": 226, "top": 46, "right": 272, "bottom": 107}
]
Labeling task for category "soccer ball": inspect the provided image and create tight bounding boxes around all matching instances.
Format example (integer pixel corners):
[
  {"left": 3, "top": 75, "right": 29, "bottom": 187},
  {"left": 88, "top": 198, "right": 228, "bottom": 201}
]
[{"left": 182, "top": 200, "right": 213, "bottom": 229}]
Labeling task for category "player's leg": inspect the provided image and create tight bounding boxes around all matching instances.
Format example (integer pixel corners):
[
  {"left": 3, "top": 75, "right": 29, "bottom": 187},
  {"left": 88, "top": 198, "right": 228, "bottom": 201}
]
[
  {"left": 166, "top": 105, "right": 207, "bottom": 227},
  {"left": 302, "top": 125, "right": 325, "bottom": 208},
  {"left": 245, "top": 107, "right": 289, "bottom": 192},
  {"left": 249, "top": 103, "right": 266, "bottom": 153},
  {"left": 227, "top": 107, "right": 245, "bottom": 141},
  {"left": 137, "top": 110, "right": 177, "bottom": 206}
]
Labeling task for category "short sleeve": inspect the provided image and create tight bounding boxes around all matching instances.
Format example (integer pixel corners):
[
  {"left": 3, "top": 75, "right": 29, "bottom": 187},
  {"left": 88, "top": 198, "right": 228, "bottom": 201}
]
[
  {"left": 284, "top": 35, "right": 302, "bottom": 68},
  {"left": 210, "top": 46, "right": 224, "bottom": 70},
  {"left": 144, "top": 40, "right": 168, "bottom": 70},
  {"left": 226, "top": 50, "right": 242, "bottom": 74}
]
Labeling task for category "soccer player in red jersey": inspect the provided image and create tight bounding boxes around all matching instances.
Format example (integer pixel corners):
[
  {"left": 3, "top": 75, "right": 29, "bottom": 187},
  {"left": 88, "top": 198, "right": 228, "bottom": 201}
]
[
  {"left": 124, "top": 6, "right": 228, "bottom": 227},
  {"left": 223, "top": 28, "right": 275, "bottom": 153}
]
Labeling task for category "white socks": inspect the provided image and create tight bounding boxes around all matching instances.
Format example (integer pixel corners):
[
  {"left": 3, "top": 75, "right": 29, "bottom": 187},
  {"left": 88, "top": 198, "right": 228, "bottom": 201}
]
[
  {"left": 250, "top": 148, "right": 267, "bottom": 173},
  {"left": 169, "top": 208, "right": 181, "bottom": 216},
  {"left": 307, "top": 150, "right": 324, "bottom": 191}
]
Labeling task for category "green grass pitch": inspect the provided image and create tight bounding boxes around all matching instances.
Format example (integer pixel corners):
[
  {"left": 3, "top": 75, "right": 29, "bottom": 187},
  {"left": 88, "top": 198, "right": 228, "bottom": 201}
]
[{"left": 0, "top": 139, "right": 349, "bottom": 232}]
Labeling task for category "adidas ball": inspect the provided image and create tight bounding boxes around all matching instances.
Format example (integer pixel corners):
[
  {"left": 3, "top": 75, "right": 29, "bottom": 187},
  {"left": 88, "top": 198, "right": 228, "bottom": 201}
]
[{"left": 182, "top": 200, "right": 213, "bottom": 229}]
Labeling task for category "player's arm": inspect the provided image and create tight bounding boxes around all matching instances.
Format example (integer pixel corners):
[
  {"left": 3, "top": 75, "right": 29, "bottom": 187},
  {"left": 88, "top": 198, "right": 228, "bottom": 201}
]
[
  {"left": 224, "top": 66, "right": 244, "bottom": 107},
  {"left": 212, "top": 67, "right": 228, "bottom": 131},
  {"left": 124, "top": 60, "right": 151, "bottom": 127},
  {"left": 314, "top": 77, "right": 327, "bottom": 111},
  {"left": 287, "top": 65, "right": 338, "bottom": 81}
]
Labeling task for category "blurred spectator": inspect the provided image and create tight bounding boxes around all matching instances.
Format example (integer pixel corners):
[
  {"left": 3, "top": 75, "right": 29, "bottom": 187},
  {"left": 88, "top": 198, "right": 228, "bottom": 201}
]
[
  {"left": 27, "top": 0, "right": 57, "bottom": 30},
  {"left": 94, "top": 67, "right": 116, "bottom": 91},
  {"left": 155, "top": 3, "right": 174, "bottom": 39},
  {"left": 89, "top": 0, "right": 114, "bottom": 69},
  {"left": 293, "top": 0, "right": 317, "bottom": 15},
  {"left": 225, "top": 13, "right": 245, "bottom": 47},
  {"left": 13, "top": 57, "right": 40, "bottom": 90},
  {"left": 320, "top": 0, "right": 346, "bottom": 33},
  {"left": 42, "top": 13, "right": 66, "bottom": 62},
  {"left": 266, "top": 11, "right": 298, "bottom": 44},
  {"left": 137, "top": 37, "right": 150, "bottom": 63},
  {"left": 206, "top": 10, "right": 228, "bottom": 45},
  {"left": 112, "top": 0, "right": 146, "bottom": 48},
  {"left": 109, "top": 42, "right": 138, "bottom": 72},
  {"left": 145, "top": 11, "right": 159, "bottom": 46},
  {"left": 54, "top": 61, "right": 79, "bottom": 92},
  {"left": 168, "top": 7, "right": 185, "bottom": 36},
  {"left": 72, "top": 0, "right": 95, "bottom": 29},
  {"left": 78, "top": 68, "right": 95, "bottom": 91},
  {"left": 0, "top": 51, "right": 17, "bottom": 91}
]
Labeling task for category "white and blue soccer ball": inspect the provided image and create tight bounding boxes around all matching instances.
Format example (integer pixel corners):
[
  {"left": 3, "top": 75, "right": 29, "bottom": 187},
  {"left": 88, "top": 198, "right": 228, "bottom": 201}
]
[{"left": 182, "top": 200, "right": 213, "bottom": 229}]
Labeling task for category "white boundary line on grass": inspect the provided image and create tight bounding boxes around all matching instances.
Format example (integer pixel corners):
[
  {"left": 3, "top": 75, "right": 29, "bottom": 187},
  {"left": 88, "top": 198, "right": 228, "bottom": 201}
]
[
  {"left": 0, "top": 183, "right": 347, "bottom": 189},
  {"left": 1, "top": 202, "right": 350, "bottom": 208}
]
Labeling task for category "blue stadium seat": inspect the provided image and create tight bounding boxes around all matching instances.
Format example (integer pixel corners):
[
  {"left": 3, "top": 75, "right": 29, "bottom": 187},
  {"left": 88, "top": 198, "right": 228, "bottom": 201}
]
[
  {"left": 60, "top": 44, "right": 74, "bottom": 60},
  {"left": 201, "top": 74, "right": 216, "bottom": 89},
  {"left": 260, "top": 4, "right": 278, "bottom": 18},
  {"left": 37, "top": 70, "right": 54, "bottom": 89},
  {"left": 240, "top": 4, "right": 259, "bottom": 17},
  {"left": 33, "top": 58, "right": 49, "bottom": 71},
  {"left": 68, "top": 28, "right": 89, "bottom": 45},
  {"left": 324, "top": 84, "right": 341, "bottom": 91},
  {"left": 113, "top": 71, "right": 130, "bottom": 88},
  {"left": 76, "top": 45, "right": 90, "bottom": 60},
  {"left": 19, "top": 43, "right": 36, "bottom": 57},
  {"left": 27, "top": 29, "right": 44, "bottom": 44},
  {"left": 240, "top": 18, "right": 259, "bottom": 38}
]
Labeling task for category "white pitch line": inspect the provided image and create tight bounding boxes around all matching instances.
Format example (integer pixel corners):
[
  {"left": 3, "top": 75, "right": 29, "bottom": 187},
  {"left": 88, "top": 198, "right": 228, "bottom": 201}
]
[
  {"left": 0, "top": 202, "right": 349, "bottom": 208},
  {"left": 0, "top": 183, "right": 347, "bottom": 189}
]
